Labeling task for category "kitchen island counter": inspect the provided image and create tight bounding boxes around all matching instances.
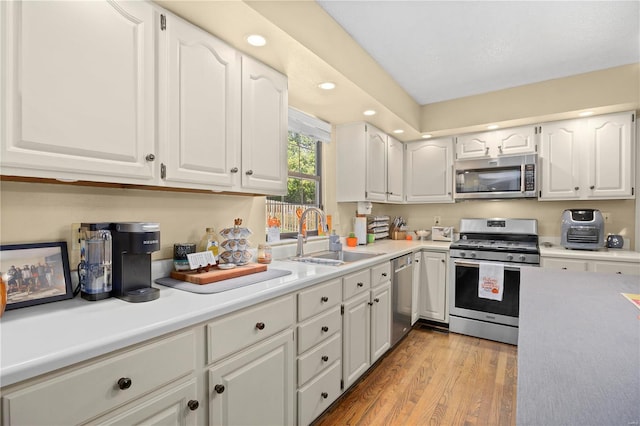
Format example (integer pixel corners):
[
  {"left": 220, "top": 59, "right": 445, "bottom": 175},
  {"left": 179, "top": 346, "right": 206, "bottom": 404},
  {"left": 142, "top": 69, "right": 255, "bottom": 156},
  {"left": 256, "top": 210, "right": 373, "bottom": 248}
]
[
  {"left": 0, "top": 239, "right": 448, "bottom": 387},
  {"left": 517, "top": 267, "right": 640, "bottom": 425}
]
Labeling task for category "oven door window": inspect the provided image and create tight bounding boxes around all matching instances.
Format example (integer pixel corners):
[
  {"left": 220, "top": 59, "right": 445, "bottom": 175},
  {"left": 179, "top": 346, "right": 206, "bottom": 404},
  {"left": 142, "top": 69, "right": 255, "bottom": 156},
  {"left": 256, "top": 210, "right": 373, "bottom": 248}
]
[
  {"left": 456, "top": 166, "right": 521, "bottom": 193},
  {"left": 454, "top": 263, "right": 520, "bottom": 317}
]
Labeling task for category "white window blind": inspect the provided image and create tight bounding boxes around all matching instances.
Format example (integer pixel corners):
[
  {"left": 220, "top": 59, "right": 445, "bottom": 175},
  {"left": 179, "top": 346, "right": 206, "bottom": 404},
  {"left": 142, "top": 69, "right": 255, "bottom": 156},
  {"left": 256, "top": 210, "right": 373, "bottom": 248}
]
[{"left": 288, "top": 107, "right": 331, "bottom": 143}]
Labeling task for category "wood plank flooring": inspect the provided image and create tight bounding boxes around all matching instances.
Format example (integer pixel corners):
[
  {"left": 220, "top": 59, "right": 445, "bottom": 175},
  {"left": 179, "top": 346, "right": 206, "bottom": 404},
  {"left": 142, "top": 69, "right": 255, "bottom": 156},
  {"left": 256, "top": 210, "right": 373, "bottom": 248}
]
[{"left": 312, "top": 326, "right": 518, "bottom": 426}]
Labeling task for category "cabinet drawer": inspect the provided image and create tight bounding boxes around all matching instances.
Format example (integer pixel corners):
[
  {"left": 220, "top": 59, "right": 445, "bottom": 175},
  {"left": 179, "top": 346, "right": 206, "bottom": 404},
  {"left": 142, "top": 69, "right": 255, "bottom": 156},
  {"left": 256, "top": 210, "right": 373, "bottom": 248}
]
[
  {"left": 207, "top": 295, "right": 294, "bottom": 364},
  {"left": 591, "top": 261, "right": 640, "bottom": 275},
  {"left": 541, "top": 257, "right": 588, "bottom": 271},
  {"left": 2, "top": 330, "right": 196, "bottom": 426},
  {"left": 297, "top": 306, "right": 342, "bottom": 354},
  {"left": 297, "top": 361, "right": 342, "bottom": 426},
  {"left": 298, "top": 278, "right": 342, "bottom": 322},
  {"left": 297, "top": 332, "right": 342, "bottom": 387},
  {"left": 371, "top": 262, "right": 391, "bottom": 287},
  {"left": 343, "top": 268, "right": 371, "bottom": 300}
]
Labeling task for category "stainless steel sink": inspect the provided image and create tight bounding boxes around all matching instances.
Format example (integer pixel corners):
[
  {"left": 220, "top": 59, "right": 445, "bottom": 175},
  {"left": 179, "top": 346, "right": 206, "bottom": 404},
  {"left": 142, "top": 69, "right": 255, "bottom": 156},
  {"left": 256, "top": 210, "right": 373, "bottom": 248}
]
[{"left": 289, "top": 250, "right": 384, "bottom": 266}]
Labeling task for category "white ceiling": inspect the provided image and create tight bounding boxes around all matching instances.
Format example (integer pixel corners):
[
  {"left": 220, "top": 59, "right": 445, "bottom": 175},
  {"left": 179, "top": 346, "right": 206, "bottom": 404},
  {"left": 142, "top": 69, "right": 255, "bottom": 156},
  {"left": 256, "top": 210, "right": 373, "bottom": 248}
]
[{"left": 317, "top": 1, "right": 640, "bottom": 105}]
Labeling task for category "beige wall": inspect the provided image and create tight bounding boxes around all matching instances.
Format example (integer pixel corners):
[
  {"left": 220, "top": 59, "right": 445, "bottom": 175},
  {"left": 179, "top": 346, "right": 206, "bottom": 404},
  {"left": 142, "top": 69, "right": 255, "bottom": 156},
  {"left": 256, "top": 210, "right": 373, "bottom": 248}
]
[
  {"left": 0, "top": 181, "right": 266, "bottom": 266},
  {"left": 337, "top": 199, "right": 636, "bottom": 248}
]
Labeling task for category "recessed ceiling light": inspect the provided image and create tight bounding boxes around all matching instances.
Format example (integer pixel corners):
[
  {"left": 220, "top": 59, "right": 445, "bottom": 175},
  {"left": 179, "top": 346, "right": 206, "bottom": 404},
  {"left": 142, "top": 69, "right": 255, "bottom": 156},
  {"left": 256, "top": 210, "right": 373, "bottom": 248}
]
[
  {"left": 579, "top": 111, "right": 594, "bottom": 117},
  {"left": 247, "top": 34, "right": 266, "bottom": 47},
  {"left": 318, "top": 82, "right": 336, "bottom": 90},
  {"left": 363, "top": 110, "right": 376, "bottom": 116},
  {"left": 393, "top": 129, "right": 404, "bottom": 134},
  {"left": 487, "top": 124, "right": 499, "bottom": 130},
  {"left": 422, "top": 134, "right": 432, "bottom": 139}
]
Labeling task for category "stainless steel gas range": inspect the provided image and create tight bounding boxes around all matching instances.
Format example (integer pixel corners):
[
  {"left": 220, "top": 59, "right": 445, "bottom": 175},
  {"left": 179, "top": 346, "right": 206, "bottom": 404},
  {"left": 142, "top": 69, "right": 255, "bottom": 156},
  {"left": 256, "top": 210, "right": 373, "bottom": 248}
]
[{"left": 449, "top": 218, "right": 539, "bottom": 345}]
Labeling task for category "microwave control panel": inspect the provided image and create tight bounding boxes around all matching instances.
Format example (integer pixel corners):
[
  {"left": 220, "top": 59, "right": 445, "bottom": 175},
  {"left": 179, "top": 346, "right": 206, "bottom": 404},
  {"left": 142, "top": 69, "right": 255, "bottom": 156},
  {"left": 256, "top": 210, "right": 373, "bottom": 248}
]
[{"left": 524, "top": 164, "right": 535, "bottom": 192}]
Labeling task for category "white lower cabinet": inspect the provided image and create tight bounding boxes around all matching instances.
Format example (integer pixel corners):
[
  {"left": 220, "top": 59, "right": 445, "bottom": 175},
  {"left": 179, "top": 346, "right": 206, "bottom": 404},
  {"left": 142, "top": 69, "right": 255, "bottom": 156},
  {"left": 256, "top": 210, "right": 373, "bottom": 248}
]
[
  {"left": 542, "top": 256, "right": 640, "bottom": 275},
  {"left": 342, "top": 262, "right": 392, "bottom": 391},
  {"left": 208, "top": 329, "right": 295, "bottom": 426},
  {"left": 411, "top": 251, "right": 421, "bottom": 325},
  {"left": 1, "top": 330, "right": 197, "bottom": 425},
  {"left": 418, "top": 251, "right": 449, "bottom": 323},
  {"left": 296, "top": 278, "right": 343, "bottom": 426},
  {"left": 91, "top": 378, "right": 199, "bottom": 426}
]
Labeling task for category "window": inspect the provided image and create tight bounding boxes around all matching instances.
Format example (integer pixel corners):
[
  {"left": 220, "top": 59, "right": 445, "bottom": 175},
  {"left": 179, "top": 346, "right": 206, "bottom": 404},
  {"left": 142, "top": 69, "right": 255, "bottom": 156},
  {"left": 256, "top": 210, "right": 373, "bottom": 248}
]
[{"left": 266, "top": 108, "right": 330, "bottom": 239}]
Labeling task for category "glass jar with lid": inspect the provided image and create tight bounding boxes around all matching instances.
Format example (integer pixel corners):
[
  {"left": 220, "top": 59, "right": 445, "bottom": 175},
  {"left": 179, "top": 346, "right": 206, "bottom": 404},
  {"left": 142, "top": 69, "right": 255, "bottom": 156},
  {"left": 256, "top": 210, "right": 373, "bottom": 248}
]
[{"left": 257, "top": 244, "right": 272, "bottom": 264}]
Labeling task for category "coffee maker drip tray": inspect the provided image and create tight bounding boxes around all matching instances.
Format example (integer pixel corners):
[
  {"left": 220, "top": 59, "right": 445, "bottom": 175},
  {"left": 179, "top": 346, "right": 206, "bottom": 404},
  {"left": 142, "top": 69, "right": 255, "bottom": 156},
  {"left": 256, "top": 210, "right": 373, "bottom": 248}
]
[{"left": 121, "top": 287, "right": 159, "bottom": 303}]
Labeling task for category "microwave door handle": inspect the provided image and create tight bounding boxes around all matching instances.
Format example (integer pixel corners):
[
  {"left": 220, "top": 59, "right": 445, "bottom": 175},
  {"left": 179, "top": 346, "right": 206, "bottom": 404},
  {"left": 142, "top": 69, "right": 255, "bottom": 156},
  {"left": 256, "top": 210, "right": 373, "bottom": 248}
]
[{"left": 521, "top": 164, "right": 525, "bottom": 193}]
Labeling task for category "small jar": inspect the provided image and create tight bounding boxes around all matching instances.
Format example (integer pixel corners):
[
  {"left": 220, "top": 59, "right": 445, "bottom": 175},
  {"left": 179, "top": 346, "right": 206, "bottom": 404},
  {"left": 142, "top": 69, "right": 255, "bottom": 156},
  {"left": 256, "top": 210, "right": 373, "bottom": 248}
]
[{"left": 257, "top": 244, "right": 272, "bottom": 264}]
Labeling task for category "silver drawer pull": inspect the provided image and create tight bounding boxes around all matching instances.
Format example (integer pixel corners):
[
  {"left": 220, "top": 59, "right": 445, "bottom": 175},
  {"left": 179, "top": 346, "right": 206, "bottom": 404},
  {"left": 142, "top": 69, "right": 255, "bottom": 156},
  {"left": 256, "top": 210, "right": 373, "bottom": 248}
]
[
  {"left": 321, "top": 296, "right": 329, "bottom": 302},
  {"left": 255, "top": 322, "right": 265, "bottom": 330}
]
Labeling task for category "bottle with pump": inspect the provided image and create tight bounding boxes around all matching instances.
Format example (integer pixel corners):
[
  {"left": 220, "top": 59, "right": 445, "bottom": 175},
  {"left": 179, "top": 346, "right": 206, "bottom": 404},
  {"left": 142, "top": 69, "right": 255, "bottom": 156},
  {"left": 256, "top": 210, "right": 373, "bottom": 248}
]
[{"left": 200, "top": 228, "right": 220, "bottom": 263}]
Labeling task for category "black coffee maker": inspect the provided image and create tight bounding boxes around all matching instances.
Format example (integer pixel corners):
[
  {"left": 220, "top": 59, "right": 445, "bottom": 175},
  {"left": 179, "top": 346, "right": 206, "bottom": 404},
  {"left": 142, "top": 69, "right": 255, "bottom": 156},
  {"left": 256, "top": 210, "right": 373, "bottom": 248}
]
[{"left": 110, "top": 222, "right": 161, "bottom": 303}]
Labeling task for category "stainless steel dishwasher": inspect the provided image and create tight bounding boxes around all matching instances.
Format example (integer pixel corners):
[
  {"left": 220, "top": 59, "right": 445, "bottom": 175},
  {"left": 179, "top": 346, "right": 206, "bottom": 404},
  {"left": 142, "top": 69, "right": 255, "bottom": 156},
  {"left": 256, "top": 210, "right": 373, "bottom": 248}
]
[{"left": 391, "top": 253, "right": 413, "bottom": 346}]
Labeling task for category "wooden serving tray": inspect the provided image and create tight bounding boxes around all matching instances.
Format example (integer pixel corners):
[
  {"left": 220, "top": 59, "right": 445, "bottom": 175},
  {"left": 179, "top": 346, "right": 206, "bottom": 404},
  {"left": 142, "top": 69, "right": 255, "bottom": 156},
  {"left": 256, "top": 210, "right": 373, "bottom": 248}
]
[{"left": 170, "top": 263, "right": 268, "bottom": 285}]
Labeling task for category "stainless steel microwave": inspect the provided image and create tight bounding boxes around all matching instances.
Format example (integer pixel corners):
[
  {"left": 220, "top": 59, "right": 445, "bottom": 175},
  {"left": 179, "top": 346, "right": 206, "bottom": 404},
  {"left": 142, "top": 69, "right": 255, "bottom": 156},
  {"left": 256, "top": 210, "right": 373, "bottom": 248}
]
[{"left": 454, "top": 154, "right": 537, "bottom": 200}]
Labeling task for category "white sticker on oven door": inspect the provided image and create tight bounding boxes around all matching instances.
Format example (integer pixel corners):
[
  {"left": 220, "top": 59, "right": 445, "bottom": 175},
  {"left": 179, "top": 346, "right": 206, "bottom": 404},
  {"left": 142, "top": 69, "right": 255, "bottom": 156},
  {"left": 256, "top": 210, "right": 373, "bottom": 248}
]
[{"left": 478, "top": 263, "right": 504, "bottom": 301}]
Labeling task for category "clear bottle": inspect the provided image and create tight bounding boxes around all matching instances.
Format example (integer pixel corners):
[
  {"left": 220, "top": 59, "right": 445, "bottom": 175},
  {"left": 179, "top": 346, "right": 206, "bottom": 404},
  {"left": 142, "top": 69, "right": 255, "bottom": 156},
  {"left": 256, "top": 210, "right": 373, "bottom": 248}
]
[
  {"left": 200, "top": 227, "right": 220, "bottom": 263},
  {"left": 257, "top": 244, "right": 272, "bottom": 264}
]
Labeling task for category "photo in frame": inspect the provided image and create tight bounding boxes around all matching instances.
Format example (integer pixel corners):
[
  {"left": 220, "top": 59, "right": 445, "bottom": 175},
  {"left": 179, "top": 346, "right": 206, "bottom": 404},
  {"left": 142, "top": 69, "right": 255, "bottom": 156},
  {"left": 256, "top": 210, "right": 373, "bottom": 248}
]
[{"left": 0, "top": 242, "right": 73, "bottom": 311}]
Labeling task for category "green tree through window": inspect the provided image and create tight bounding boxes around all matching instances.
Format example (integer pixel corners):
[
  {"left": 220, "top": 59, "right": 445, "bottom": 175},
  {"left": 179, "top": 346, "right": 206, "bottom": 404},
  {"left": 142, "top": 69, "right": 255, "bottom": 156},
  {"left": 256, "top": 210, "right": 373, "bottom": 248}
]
[{"left": 267, "top": 131, "right": 322, "bottom": 237}]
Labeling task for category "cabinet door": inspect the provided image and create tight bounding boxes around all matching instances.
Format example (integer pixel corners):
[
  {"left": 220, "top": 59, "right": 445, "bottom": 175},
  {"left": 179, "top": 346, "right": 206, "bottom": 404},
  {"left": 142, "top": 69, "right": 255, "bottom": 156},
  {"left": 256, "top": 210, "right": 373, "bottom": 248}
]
[
  {"left": 539, "top": 119, "right": 581, "bottom": 200},
  {"left": 419, "top": 251, "right": 448, "bottom": 322},
  {"left": 495, "top": 125, "right": 537, "bottom": 156},
  {"left": 386, "top": 136, "right": 404, "bottom": 202},
  {"left": 586, "top": 112, "right": 634, "bottom": 199},
  {"left": 411, "top": 252, "right": 421, "bottom": 325},
  {"left": 241, "top": 56, "right": 288, "bottom": 194},
  {"left": 405, "top": 138, "right": 454, "bottom": 203},
  {"left": 342, "top": 291, "right": 371, "bottom": 390},
  {"left": 92, "top": 379, "right": 199, "bottom": 426},
  {"left": 208, "top": 329, "right": 295, "bottom": 426},
  {"left": 159, "top": 13, "right": 240, "bottom": 189},
  {"left": 541, "top": 257, "right": 589, "bottom": 271},
  {"left": 1, "top": 1, "right": 156, "bottom": 184},
  {"left": 370, "top": 282, "right": 391, "bottom": 364},
  {"left": 455, "top": 132, "right": 491, "bottom": 159},
  {"left": 365, "top": 125, "right": 388, "bottom": 201}
]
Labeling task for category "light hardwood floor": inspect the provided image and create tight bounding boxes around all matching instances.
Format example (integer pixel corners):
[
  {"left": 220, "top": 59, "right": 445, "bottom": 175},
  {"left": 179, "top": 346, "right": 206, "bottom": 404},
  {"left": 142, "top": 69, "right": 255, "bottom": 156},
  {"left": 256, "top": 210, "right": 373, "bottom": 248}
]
[{"left": 312, "top": 325, "right": 518, "bottom": 426}]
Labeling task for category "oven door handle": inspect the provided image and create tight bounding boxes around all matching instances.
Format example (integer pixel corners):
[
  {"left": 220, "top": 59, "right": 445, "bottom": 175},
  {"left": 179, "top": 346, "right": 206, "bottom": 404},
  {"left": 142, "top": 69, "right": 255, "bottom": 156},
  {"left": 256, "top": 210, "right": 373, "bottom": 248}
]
[{"left": 454, "top": 260, "right": 522, "bottom": 272}]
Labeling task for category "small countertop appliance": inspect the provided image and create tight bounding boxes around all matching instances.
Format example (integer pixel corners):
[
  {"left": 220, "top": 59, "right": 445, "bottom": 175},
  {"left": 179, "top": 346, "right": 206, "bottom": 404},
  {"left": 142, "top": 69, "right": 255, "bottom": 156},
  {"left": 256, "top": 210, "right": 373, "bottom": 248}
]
[
  {"left": 561, "top": 209, "right": 604, "bottom": 250},
  {"left": 110, "top": 222, "right": 161, "bottom": 302}
]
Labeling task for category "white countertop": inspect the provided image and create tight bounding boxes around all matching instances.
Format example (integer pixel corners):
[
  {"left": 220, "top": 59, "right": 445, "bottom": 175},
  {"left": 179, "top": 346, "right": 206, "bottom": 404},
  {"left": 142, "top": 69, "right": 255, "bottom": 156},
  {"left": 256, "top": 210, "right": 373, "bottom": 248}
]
[
  {"left": 0, "top": 239, "right": 447, "bottom": 387},
  {"left": 540, "top": 244, "right": 640, "bottom": 262}
]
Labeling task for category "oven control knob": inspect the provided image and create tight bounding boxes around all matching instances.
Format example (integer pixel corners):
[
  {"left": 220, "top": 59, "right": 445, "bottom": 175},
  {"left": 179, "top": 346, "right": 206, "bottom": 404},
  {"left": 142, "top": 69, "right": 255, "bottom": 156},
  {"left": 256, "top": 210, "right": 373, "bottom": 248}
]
[
  {"left": 470, "top": 252, "right": 476, "bottom": 258},
  {"left": 506, "top": 254, "right": 514, "bottom": 261},
  {"left": 460, "top": 252, "right": 466, "bottom": 257},
  {"left": 519, "top": 255, "right": 526, "bottom": 261}
]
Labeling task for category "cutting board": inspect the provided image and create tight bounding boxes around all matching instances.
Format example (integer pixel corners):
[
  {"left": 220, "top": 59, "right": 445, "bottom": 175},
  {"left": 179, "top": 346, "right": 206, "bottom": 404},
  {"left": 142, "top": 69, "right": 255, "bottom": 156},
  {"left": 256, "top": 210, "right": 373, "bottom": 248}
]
[{"left": 170, "top": 263, "right": 268, "bottom": 285}]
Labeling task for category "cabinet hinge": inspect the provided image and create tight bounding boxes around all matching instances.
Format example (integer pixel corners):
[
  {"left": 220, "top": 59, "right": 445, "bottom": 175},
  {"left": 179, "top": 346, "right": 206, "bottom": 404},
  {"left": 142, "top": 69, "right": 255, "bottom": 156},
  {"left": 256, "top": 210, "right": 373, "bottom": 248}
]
[
  {"left": 535, "top": 144, "right": 538, "bottom": 152},
  {"left": 365, "top": 191, "right": 368, "bottom": 198},
  {"left": 632, "top": 187, "right": 635, "bottom": 196},
  {"left": 341, "top": 305, "right": 344, "bottom": 315},
  {"left": 161, "top": 163, "right": 166, "bottom": 179},
  {"left": 160, "top": 14, "right": 166, "bottom": 31},
  {"left": 340, "top": 379, "right": 344, "bottom": 390},
  {"left": 539, "top": 190, "right": 542, "bottom": 198},
  {"left": 364, "top": 124, "right": 368, "bottom": 133},
  {"left": 632, "top": 114, "right": 635, "bottom": 122}
]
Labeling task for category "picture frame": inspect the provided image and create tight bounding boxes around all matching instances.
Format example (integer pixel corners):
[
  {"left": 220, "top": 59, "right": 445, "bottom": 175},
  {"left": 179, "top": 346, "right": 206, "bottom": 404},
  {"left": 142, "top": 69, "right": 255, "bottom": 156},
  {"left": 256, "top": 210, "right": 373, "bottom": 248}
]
[{"left": 0, "top": 242, "right": 73, "bottom": 311}]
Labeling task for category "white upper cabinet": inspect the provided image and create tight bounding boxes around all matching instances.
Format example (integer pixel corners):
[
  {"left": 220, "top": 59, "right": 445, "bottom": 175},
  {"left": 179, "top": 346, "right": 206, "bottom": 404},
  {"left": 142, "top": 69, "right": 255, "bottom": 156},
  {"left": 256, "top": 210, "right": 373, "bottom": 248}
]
[
  {"left": 455, "top": 125, "right": 537, "bottom": 160},
  {"left": 365, "top": 125, "right": 388, "bottom": 201},
  {"left": 404, "top": 138, "right": 454, "bottom": 203},
  {"left": 540, "top": 112, "right": 635, "bottom": 200},
  {"left": 158, "top": 13, "right": 240, "bottom": 190},
  {"left": 1, "top": 0, "right": 157, "bottom": 183},
  {"left": 240, "top": 56, "right": 288, "bottom": 195},
  {"left": 386, "top": 136, "right": 405, "bottom": 203},
  {"left": 336, "top": 123, "right": 404, "bottom": 203}
]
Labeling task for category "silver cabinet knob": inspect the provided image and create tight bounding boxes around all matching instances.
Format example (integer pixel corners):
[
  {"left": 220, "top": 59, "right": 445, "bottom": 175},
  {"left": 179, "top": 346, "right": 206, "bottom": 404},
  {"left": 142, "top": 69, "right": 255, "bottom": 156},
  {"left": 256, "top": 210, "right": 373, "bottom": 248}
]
[
  {"left": 574, "top": 186, "right": 579, "bottom": 191},
  {"left": 145, "top": 154, "right": 155, "bottom": 162},
  {"left": 246, "top": 170, "right": 254, "bottom": 175},
  {"left": 230, "top": 167, "right": 239, "bottom": 173}
]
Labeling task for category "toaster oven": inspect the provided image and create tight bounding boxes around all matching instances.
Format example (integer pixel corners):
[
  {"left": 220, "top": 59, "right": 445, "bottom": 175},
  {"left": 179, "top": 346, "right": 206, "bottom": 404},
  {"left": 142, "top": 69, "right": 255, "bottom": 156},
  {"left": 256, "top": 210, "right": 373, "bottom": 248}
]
[{"left": 561, "top": 209, "right": 604, "bottom": 250}]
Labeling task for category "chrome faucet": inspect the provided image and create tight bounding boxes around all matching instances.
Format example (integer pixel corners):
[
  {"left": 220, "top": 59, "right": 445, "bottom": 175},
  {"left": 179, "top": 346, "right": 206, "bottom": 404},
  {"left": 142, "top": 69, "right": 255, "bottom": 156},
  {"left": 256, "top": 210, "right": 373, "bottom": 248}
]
[{"left": 296, "top": 207, "right": 327, "bottom": 257}]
